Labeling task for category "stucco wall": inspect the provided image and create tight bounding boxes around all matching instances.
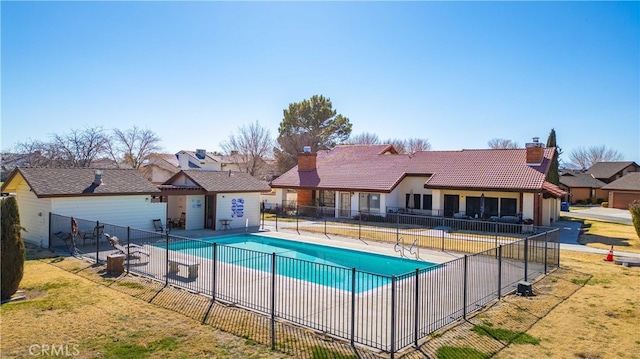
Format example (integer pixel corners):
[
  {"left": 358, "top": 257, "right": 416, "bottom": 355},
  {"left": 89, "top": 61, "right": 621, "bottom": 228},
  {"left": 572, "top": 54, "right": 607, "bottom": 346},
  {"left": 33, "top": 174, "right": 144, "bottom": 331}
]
[
  {"left": 184, "top": 195, "right": 205, "bottom": 230},
  {"left": 215, "top": 192, "right": 261, "bottom": 230}
]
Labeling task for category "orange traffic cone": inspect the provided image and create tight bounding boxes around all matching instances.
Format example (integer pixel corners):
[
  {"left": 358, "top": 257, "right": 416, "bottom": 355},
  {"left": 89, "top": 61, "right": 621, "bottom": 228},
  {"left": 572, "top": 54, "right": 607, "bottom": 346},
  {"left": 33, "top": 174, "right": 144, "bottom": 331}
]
[{"left": 604, "top": 245, "right": 614, "bottom": 262}]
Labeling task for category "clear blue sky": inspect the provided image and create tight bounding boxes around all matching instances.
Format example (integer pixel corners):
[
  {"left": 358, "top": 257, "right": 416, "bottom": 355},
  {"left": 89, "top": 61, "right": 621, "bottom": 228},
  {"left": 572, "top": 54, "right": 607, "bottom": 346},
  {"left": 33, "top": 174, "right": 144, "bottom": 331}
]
[{"left": 2, "top": 1, "right": 639, "bottom": 163}]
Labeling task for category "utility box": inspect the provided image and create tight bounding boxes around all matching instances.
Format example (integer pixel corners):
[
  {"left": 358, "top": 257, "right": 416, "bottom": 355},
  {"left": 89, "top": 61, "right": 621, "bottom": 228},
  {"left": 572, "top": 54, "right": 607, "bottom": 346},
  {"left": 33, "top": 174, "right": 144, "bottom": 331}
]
[
  {"left": 107, "top": 254, "right": 126, "bottom": 275},
  {"left": 517, "top": 281, "right": 533, "bottom": 296}
]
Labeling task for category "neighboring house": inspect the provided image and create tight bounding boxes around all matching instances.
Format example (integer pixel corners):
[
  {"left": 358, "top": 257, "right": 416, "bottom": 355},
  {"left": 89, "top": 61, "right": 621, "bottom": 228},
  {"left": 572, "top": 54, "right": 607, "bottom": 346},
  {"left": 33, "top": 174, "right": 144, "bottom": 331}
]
[
  {"left": 141, "top": 150, "right": 281, "bottom": 185},
  {"left": 559, "top": 173, "right": 608, "bottom": 204},
  {"left": 176, "top": 149, "right": 242, "bottom": 172},
  {"left": 159, "top": 170, "right": 271, "bottom": 231},
  {"left": 586, "top": 161, "right": 639, "bottom": 184},
  {"left": 270, "top": 139, "right": 565, "bottom": 226},
  {"left": 140, "top": 153, "right": 181, "bottom": 184},
  {"left": 0, "top": 168, "right": 165, "bottom": 247},
  {"left": 601, "top": 172, "right": 640, "bottom": 209}
]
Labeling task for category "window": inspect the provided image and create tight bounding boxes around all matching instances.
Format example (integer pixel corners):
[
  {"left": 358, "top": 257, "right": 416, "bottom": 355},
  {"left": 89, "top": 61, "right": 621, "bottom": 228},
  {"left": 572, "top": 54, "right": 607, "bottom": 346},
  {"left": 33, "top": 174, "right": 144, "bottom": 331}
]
[
  {"left": 359, "top": 193, "right": 381, "bottom": 213},
  {"left": 422, "top": 194, "right": 432, "bottom": 210},
  {"left": 467, "top": 196, "right": 499, "bottom": 219},
  {"left": 318, "top": 190, "right": 336, "bottom": 207},
  {"left": 405, "top": 193, "right": 421, "bottom": 209},
  {"left": 500, "top": 198, "right": 517, "bottom": 217}
]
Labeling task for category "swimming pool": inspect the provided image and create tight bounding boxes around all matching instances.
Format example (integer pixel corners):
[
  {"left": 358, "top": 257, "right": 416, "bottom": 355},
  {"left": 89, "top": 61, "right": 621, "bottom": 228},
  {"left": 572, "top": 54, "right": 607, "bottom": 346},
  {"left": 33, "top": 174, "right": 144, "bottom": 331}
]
[{"left": 167, "top": 234, "right": 435, "bottom": 292}]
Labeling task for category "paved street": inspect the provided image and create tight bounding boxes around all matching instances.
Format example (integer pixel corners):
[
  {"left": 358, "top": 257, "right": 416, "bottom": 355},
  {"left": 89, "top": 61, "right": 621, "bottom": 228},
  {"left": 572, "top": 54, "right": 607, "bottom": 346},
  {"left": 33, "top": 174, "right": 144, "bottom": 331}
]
[{"left": 560, "top": 206, "right": 632, "bottom": 225}]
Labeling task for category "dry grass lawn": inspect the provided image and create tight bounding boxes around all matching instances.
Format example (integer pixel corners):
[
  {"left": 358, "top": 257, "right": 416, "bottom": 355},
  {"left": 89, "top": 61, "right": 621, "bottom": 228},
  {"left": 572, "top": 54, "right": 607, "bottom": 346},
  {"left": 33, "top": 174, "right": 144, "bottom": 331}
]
[
  {"left": 579, "top": 219, "right": 640, "bottom": 253},
  {"left": 0, "top": 258, "right": 288, "bottom": 359}
]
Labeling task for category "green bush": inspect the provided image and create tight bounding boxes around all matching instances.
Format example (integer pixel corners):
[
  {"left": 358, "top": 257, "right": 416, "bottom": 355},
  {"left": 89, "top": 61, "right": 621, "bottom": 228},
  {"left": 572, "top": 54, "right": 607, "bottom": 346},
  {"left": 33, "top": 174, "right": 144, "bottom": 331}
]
[
  {"left": 601, "top": 202, "right": 609, "bottom": 208},
  {"left": 630, "top": 200, "right": 640, "bottom": 240},
  {"left": 1, "top": 196, "right": 26, "bottom": 301}
]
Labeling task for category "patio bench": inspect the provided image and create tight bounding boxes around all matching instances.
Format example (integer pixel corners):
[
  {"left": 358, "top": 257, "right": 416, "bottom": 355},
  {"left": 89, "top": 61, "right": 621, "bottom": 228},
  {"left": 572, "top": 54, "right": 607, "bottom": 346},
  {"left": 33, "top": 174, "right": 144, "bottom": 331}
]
[{"left": 168, "top": 258, "right": 199, "bottom": 279}]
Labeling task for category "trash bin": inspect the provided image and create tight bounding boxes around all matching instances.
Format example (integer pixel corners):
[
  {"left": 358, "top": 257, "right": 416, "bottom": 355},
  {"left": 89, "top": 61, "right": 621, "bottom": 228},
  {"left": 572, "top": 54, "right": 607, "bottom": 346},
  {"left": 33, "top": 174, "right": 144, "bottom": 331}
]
[{"left": 561, "top": 202, "right": 569, "bottom": 212}]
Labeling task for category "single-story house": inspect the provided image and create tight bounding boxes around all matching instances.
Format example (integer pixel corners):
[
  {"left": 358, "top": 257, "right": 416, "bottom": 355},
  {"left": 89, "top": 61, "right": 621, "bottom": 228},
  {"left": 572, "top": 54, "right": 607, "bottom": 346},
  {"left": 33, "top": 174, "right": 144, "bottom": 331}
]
[
  {"left": 0, "top": 168, "right": 165, "bottom": 247},
  {"left": 159, "top": 170, "right": 271, "bottom": 231},
  {"left": 601, "top": 172, "right": 640, "bottom": 209},
  {"left": 586, "top": 161, "right": 639, "bottom": 184},
  {"left": 270, "top": 139, "right": 565, "bottom": 226},
  {"left": 559, "top": 173, "right": 608, "bottom": 204}
]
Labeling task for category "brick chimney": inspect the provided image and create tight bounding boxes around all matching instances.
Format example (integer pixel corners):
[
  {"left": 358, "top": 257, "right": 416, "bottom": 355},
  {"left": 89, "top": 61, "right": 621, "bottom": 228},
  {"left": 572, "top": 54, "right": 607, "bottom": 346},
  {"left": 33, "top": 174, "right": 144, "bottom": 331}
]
[
  {"left": 297, "top": 146, "right": 317, "bottom": 171},
  {"left": 525, "top": 137, "right": 545, "bottom": 165}
]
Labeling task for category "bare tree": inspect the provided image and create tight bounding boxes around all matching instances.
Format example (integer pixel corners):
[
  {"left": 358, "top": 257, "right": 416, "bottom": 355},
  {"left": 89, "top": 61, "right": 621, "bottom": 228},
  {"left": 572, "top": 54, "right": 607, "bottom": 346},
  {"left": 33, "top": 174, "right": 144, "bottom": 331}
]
[
  {"left": 348, "top": 132, "right": 381, "bottom": 145},
  {"left": 569, "top": 145, "right": 624, "bottom": 170},
  {"left": 406, "top": 138, "right": 431, "bottom": 152},
  {"left": 107, "top": 126, "right": 163, "bottom": 169},
  {"left": 220, "top": 121, "right": 273, "bottom": 177},
  {"left": 13, "top": 139, "right": 58, "bottom": 167},
  {"left": 488, "top": 138, "right": 519, "bottom": 149},
  {"left": 53, "top": 127, "right": 109, "bottom": 168}
]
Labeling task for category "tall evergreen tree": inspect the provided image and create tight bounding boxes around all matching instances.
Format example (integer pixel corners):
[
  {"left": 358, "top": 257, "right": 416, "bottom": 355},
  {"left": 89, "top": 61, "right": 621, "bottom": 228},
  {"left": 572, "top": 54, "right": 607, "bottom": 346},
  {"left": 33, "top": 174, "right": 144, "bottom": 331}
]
[
  {"left": 275, "top": 95, "right": 352, "bottom": 173},
  {"left": 1, "top": 196, "right": 26, "bottom": 300},
  {"left": 546, "top": 128, "right": 561, "bottom": 185}
]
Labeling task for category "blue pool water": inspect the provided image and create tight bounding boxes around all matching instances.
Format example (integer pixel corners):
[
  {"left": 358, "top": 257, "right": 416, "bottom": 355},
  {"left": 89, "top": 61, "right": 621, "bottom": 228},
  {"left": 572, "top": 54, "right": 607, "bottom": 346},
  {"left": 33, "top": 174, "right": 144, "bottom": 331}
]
[{"left": 167, "top": 234, "right": 435, "bottom": 292}]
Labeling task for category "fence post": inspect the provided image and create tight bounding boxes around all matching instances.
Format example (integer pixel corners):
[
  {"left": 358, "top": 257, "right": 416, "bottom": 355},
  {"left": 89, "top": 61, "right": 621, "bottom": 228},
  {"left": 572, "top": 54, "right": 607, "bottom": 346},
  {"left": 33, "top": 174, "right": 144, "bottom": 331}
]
[
  {"left": 358, "top": 211, "right": 362, "bottom": 239},
  {"left": 441, "top": 218, "right": 445, "bottom": 251},
  {"left": 296, "top": 204, "right": 299, "bottom": 233},
  {"left": 212, "top": 243, "right": 217, "bottom": 301},
  {"left": 96, "top": 221, "right": 100, "bottom": 264},
  {"left": 351, "top": 268, "right": 356, "bottom": 347},
  {"left": 498, "top": 246, "right": 503, "bottom": 299},
  {"left": 414, "top": 268, "right": 419, "bottom": 348},
  {"left": 165, "top": 232, "right": 170, "bottom": 286},
  {"left": 271, "top": 252, "right": 276, "bottom": 350},
  {"left": 544, "top": 233, "right": 548, "bottom": 274},
  {"left": 396, "top": 214, "right": 400, "bottom": 243},
  {"left": 324, "top": 215, "right": 327, "bottom": 236},
  {"left": 390, "top": 275, "right": 396, "bottom": 359},
  {"left": 126, "top": 227, "right": 131, "bottom": 274},
  {"left": 524, "top": 237, "right": 529, "bottom": 282},
  {"left": 48, "top": 213, "right": 53, "bottom": 250},
  {"left": 275, "top": 209, "right": 278, "bottom": 231},
  {"left": 463, "top": 255, "right": 468, "bottom": 320}
]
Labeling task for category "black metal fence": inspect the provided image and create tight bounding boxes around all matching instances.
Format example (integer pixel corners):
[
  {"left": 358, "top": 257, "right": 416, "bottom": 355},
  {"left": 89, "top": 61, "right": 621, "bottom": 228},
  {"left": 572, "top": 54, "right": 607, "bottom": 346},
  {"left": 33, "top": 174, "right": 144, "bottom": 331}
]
[
  {"left": 49, "top": 210, "right": 559, "bottom": 358},
  {"left": 261, "top": 204, "right": 555, "bottom": 255}
]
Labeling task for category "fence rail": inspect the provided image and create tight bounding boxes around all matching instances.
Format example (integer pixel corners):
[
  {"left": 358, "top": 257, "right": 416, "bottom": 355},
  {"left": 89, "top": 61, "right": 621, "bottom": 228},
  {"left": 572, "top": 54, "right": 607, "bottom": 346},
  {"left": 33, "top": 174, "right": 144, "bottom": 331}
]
[{"left": 49, "top": 208, "right": 559, "bottom": 358}]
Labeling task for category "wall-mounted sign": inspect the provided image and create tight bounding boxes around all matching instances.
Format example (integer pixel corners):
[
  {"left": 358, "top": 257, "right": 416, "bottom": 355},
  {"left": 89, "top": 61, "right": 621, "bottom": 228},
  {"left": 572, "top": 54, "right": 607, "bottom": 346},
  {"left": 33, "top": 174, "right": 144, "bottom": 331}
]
[{"left": 231, "top": 198, "right": 244, "bottom": 218}]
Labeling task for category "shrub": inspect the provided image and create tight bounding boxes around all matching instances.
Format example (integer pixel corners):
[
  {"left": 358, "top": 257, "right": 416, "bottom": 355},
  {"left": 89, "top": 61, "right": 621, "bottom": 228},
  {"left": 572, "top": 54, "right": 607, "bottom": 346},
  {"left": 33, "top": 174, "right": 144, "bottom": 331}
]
[
  {"left": 630, "top": 200, "right": 640, "bottom": 240},
  {"left": 601, "top": 202, "right": 609, "bottom": 208},
  {"left": 1, "top": 196, "right": 26, "bottom": 301}
]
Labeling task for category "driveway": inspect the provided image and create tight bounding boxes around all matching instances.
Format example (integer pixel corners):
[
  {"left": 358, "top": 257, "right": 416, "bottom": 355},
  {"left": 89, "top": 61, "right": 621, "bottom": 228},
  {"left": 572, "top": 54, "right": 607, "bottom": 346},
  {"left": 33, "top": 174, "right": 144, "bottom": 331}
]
[{"left": 560, "top": 206, "right": 632, "bottom": 225}]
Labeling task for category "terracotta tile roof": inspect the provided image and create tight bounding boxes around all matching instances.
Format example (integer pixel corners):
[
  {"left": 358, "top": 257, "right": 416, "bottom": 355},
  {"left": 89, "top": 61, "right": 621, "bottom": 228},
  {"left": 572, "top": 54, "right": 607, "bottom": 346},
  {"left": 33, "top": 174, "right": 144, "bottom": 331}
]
[
  {"left": 271, "top": 145, "right": 556, "bottom": 193},
  {"left": 587, "top": 162, "right": 639, "bottom": 179},
  {"left": 602, "top": 172, "right": 640, "bottom": 191},
  {"left": 560, "top": 173, "right": 607, "bottom": 188},
  {"left": 167, "top": 170, "right": 271, "bottom": 193},
  {"left": 2, "top": 168, "right": 160, "bottom": 197},
  {"left": 542, "top": 181, "right": 567, "bottom": 197}
]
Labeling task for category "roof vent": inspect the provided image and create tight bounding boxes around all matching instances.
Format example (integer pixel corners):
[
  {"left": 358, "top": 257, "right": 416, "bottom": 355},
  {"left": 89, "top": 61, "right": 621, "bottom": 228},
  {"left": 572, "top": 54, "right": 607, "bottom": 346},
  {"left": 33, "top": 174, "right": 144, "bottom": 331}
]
[
  {"left": 195, "top": 149, "right": 206, "bottom": 160},
  {"left": 93, "top": 169, "right": 104, "bottom": 186}
]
